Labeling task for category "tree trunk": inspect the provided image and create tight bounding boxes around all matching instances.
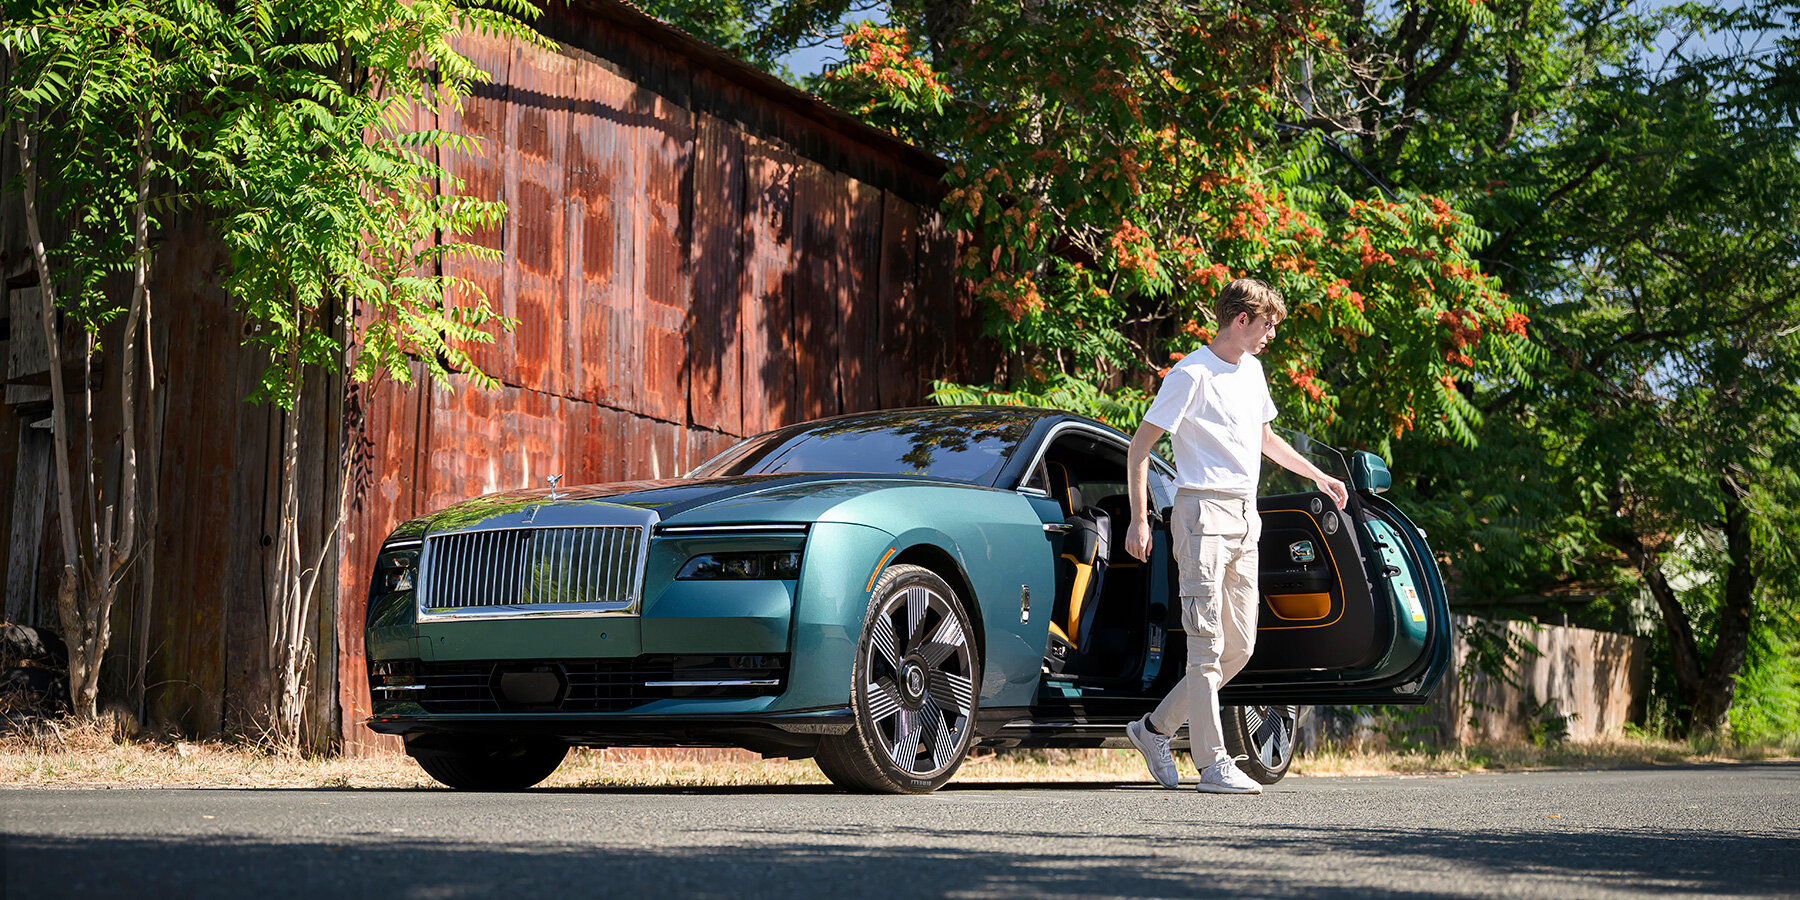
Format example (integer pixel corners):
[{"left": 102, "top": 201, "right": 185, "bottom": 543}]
[
  {"left": 14, "top": 112, "right": 92, "bottom": 719},
  {"left": 266, "top": 343, "right": 310, "bottom": 748},
  {"left": 1607, "top": 529, "right": 1702, "bottom": 733},
  {"left": 1691, "top": 471, "right": 1758, "bottom": 733}
]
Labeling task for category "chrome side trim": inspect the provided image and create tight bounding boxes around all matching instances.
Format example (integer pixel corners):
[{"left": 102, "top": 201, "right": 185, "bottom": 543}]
[
  {"left": 1013, "top": 420, "right": 1178, "bottom": 499},
  {"left": 655, "top": 524, "right": 809, "bottom": 536},
  {"left": 1043, "top": 523, "right": 1072, "bottom": 534},
  {"left": 382, "top": 539, "right": 423, "bottom": 551},
  {"left": 641, "top": 679, "right": 783, "bottom": 687}
]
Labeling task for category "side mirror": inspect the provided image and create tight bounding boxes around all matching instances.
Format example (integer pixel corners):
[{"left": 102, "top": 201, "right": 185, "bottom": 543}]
[{"left": 1351, "top": 451, "right": 1391, "bottom": 494}]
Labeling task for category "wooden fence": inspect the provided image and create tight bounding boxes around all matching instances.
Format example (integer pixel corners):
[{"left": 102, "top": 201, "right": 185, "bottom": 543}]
[{"left": 1298, "top": 615, "right": 1651, "bottom": 749}]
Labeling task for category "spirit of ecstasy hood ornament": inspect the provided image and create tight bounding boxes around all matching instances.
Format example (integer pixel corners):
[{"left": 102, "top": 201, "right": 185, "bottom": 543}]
[{"left": 545, "top": 474, "right": 565, "bottom": 501}]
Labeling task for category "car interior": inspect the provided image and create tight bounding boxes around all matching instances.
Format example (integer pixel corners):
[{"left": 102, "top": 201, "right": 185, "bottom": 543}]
[
  {"left": 1029, "top": 428, "right": 1398, "bottom": 697},
  {"left": 1034, "top": 431, "right": 1160, "bottom": 689}
]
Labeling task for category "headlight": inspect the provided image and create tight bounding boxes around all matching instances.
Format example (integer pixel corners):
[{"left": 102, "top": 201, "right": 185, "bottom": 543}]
[
  {"left": 371, "top": 546, "right": 419, "bottom": 595},
  {"left": 677, "top": 551, "right": 802, "bottom": 580}
]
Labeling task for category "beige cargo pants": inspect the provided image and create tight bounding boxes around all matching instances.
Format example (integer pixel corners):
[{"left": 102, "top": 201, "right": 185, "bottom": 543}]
[{"left": 1144, "top": 489, "right": 1261, "bottom": 768}]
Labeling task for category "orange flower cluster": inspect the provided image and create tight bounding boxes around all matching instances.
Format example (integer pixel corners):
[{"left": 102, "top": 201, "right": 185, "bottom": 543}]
[
  {"left": 1438, "top": 308, "right": 1483, "bottom": 348},
  {"left": 1287, "top": 364, "right": 1326, "bottom": 401},
  {"left": 1501, "top": 312, "right": 1529, "bottom": 336},
  {"left": 1181, "top": 319, "right": 1216, "bottom": 341},
  {"left": 1353, "top": 227, "right": 1395, "bottom": 269},
  {"left": 1111, "top": 223, "right": 1160, "bottom": 277},
  {"left": 1391, "top": 406, "right": 1416, "bottom": 438},
  {"left": 979, "top": 274, "right": 1044, "bottom": 322},
  {"left": 1157, "top": 350, "right": 1188, "bottom": 378},
  {"left": 1323, "top": 278, "right": 1366, "bottom": 311},
  {"left": 1194, "top": 263, "right": 1232, "bottom": 287},
  {"left": 1438, "top": 308, "right": 1483, "bottom": 367},
  {"left": 832, "top": 25, "right": 950, "bottom": 100}
]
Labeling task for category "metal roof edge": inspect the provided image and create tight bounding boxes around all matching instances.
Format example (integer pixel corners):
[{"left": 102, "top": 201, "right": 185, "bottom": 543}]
[{"left": 545, "top": 0, "right": 949, "bottom": 186}]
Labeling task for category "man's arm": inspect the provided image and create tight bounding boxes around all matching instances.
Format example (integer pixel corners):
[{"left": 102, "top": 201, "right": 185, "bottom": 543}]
[
  {"left": 1124, "top": 421, "right": 1167, "bottom": 561},
  {"left": 1262, "top": 424, "right": 1349, "bottom": 508}
]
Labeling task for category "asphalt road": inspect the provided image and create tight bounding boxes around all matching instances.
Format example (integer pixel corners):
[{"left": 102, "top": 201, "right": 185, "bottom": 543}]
[{"left": 4, "top": 763, "right": 1796, "bottom": 899}]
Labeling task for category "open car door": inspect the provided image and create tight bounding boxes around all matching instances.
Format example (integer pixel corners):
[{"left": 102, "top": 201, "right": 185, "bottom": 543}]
[{"left": 1219, "top": 431, "right": 1453, "bottom": 706}]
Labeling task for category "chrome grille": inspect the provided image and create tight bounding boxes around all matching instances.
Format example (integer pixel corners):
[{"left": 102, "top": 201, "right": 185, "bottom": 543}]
[{"left": 420, "top": 526, "right": 644, "bottom": 616}]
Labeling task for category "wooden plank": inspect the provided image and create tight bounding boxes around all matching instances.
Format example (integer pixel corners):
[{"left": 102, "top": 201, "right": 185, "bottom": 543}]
[
  {"left": 624, "top": 415, "right": 684, "bottom": 481},
  {"left": 501, "top": 387, "right": 567, "bottom": 493},
  {"left": 506, "top": 42, "right": 575, "bottom": 398},
  {"left": 791, "top": 160, "right": 844, "bottom": 422},
  {"left": 917, "top": 207, "right": 961, "bottom": 382},
  {"left": 336, "top": 367, "right": 422, "bottom": 755},
  {"left": 221, "top": 366, "right": 271, "bottom": 737},
  {"left": 4, "top": 427, "right": 48, "bottom": 624},
  {"left": 686, "top": 113, "right": 745, "bottom": 436},
  {"left": 685, "top": 426, "right": 738, "bottom": 471},
  {"left": 738, "top": 136, "right": 798, "bottom": 435},
  {"left": 876, "top": 192, "right": 922, "bottom": 408},
  {"left": 565, "top": 55, "right": 638, "bottom": 409},
  {"left": 5, "top": 287, "right": 50, "bottom": 406},
  {"left": 839, "top": 178, "right": 883, "bottom": 412},
  {"left": 568, "top": 401, "right": 629, "bottom": 485},
  {"left": 442, "top": 32, "right": 515, "bottom": 385},
  {"left": 422, "top": 375, "right": 504, "bottom": 510},
  {"left": 634, "top": 90, "right": 693, "bottom": 424}
]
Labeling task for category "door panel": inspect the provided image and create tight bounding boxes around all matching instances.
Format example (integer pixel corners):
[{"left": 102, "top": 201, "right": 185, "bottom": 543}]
[{"left": 1244, "top": 492, "right": 1384, "bottom": 673}]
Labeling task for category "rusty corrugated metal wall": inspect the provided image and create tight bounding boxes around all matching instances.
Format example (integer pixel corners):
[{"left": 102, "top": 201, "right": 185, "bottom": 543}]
[
  {"left": 0, "top": 0, "right": 989, "bottom": 750},
  {"left": 333, "top": 3, "right": 992, "bottom": 753}
]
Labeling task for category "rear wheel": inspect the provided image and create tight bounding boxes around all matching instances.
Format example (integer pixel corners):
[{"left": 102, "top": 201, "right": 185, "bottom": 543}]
[
  {"left": 816, "top": 565, "right": 981, "bottom": 794},
  {"left": 409, "top": 738, "right": 569, "bottom": 790},
  {"left": 1220, "top": 704, "right": 1299, "bottom": 784}
]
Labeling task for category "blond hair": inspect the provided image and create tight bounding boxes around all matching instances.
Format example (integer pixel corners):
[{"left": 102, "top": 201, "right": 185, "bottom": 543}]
[{"left": 1214, "top": 278, "right": 1287, "bottom": 327}]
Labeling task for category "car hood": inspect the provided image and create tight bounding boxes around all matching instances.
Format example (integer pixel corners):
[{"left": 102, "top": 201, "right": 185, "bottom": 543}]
[{"left": 386, "top": 472, "right": 962, "bottom": 540}]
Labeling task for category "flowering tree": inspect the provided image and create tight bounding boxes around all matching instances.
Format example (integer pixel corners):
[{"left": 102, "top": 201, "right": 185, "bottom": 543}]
[{"left": 816, "top": 2, "right": 1533, "bottom": 451}]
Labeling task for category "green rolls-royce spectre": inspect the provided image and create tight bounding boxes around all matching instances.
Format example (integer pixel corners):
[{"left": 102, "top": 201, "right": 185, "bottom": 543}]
[{"left": 364, "top": 406, "right": 1450, "bottom": 793}]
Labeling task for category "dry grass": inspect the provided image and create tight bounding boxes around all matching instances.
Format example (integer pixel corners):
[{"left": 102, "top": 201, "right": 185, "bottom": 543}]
[
  {"left": 0, "top": 717, "right": 1789, "bottom": 791},
  {"left": 1293, "top": 735, "right": 1797, "bottom": 777}
]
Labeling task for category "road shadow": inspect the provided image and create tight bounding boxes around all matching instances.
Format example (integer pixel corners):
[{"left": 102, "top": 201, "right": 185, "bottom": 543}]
[{"left": 7, "top": 811, "right": 1796, "bottom": 898}]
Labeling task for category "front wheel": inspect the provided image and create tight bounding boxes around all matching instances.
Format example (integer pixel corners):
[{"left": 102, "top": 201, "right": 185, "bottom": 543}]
[
  {"left": 816, "top": 564, "right": 981, "bottom": 794},
  {"left": 1221, "top": 704, "right": 1300, "bottom": 785},
  {"left": 409, "top": 738, "right": 569, "bottom": 790}
]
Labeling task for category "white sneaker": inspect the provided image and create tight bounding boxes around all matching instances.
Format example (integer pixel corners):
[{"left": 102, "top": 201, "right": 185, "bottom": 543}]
[
  {"left": 1196, "top": 756, "right": 1262, "bottom": 794},
  {"left": 1126, "top": 716, "right": 1179, "bottom": 788}
]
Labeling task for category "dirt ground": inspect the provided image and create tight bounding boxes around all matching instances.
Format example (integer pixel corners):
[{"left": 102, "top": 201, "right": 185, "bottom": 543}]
[{"left": 1, "top": 717, "right": 1788, "bottom": 790}]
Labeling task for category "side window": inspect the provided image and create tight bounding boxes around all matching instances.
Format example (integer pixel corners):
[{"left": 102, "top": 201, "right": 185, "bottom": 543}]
[
  {"left": 1021, "top": 459, "right": 1049, "bottom": 494},
  {"left": 1148, "top": 465, "right": 1176, "bottom": 513}
]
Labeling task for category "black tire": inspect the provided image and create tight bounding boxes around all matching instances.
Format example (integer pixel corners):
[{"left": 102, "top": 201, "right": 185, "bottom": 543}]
[
  {"left": 816, "top": 564, "right": 981, "bottom": 794},
  {"left": 409, "top": 739, "right": 569, "bottom": 790},
  {"left": 1220, "top": 704, "right": 1299, "bottom": 785}
]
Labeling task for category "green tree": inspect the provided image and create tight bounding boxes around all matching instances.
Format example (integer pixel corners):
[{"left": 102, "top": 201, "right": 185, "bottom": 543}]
[
  {"left": 816, "top": 4, "right": 1534, "bottom": 453},
  {"left": 657, "top": 0, "right": 1799, "bottom": 737},
  {"left": 5, "top": 0, "right": 536, "bottom": 745},
  {"left": 1324, "top": 1, "right": 1800, "bottom": 735},
  {"left": 4, "top": 0, "right": 200, "bottom": 722}
]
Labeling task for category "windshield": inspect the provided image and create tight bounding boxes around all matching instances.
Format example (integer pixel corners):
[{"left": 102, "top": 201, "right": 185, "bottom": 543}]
[
  {"left": 1260, "top": 425, "right": 1352, "bottom": 495},
  {"left": 689, "top": 409, "right": 1037, "bottom": 485}
]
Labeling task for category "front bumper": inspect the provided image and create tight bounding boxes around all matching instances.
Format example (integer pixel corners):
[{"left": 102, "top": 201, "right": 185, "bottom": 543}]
[{"left": 367, "top": 706, "right": 854, "bottom": 759}]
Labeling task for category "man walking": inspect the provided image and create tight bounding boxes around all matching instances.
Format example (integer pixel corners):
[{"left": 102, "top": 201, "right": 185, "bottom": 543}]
[{"left": 1123, "top": 278, "right": 1347, "bottom": 793}]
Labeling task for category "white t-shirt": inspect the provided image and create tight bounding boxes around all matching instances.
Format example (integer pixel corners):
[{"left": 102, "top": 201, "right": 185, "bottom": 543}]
[{"left": 1142, "top": 346, "right": 1277, "bottom": 497}]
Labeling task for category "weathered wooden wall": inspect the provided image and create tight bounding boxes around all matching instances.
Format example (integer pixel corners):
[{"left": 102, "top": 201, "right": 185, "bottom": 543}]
[
  {"left": 0, "top": 1, "right": 988, "bottom": 751},
  {"left": 331, "top": 5, "right": 989, "bottom": 753},
  {"left": 1297, "top": 615, "right": 1651, "bottom": 750}
]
